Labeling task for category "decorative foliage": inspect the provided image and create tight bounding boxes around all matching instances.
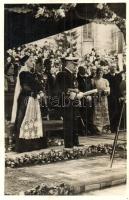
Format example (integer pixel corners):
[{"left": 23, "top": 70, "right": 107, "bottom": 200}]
[
  {"left": 54, "top": 30, "right": 79, "bottom": 58},
  {"left": 33, "top": 3, "right": 126, "bottom": 40},
  {"left": 5, "top": 6, "right": 32, "bottom": 14},
  {"left": 5, "top": 143, "right": 126, "bottom": 168},
  {"left": 34, "top": 4, "right": 77, "bottom": 20},
  {"left": 96, "top": 3, "right": 104, "bottom": 10},
  {"left": 6, "top": 4, "right": 125, "bottom": 36},
  {"left": 95, "top": 4, "right": 126, "bottom": 40},
  {"left": 23, "top": 182, "right": 74, "bottom": 195}
]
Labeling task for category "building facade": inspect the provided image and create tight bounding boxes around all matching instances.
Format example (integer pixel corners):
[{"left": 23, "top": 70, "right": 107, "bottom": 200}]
[{"left": 80, "top": 22, "right": 125, "bottom": 56}]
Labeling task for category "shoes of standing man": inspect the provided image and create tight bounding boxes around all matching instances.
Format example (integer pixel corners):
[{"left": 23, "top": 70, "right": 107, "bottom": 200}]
[
  {"left": 74, "top": 144, "right": 84, "bottom": 147},
  {"left": 64, "top": 144, "right": 84, "bottom": 149}
]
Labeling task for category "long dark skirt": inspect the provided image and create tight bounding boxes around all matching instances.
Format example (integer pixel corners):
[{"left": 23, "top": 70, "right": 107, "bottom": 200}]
[{"left": 14, "top": 94, "right": 47, "bottom": 153}]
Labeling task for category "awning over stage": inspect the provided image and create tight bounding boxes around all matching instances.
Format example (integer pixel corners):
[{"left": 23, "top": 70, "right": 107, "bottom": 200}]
[{"left": 4, "top": 3, "right": 126, "bottom": 50}]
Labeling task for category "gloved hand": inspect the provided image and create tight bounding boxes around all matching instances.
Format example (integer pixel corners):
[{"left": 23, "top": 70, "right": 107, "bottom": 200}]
[{"left": 76, "top": 92, "right": 84, "bottom": 100}]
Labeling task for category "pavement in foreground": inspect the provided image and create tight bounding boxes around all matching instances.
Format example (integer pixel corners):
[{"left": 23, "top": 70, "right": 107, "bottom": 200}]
[
  {"left": 82, "top": 184, "right": 128, "bottom": 196},
  {"left": 82, "top": 184, "right": 127, "bottom": 196},
  {"left": 5, "top": 133, "right": 126, "bottom": 195},
  {"left": 5, "top": 155, "right": 126, "bottom": 195}
]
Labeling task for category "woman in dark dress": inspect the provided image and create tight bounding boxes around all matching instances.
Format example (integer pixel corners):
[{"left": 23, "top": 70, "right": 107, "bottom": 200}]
[{"left": 11, "top": 56, "right": 47, "bottom": 152}]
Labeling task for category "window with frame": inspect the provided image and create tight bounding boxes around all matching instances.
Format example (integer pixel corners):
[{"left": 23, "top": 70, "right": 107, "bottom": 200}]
[{"left": 83, "top": 23, "right": 92, "bottom": 41}]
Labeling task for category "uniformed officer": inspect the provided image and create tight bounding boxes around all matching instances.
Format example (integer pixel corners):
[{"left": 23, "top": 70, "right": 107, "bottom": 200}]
[{"left": 56, "top": 56, "right": 84, "bottom": 148}]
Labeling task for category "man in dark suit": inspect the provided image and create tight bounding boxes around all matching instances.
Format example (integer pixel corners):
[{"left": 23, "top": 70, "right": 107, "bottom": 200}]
[
  {"left": 104, "top": 64, "right": 121, "bottom": 133},
  {"left": 55, "top": 56, "right": 83, "bottom": 148},
  {"left": 76, "top": 66, "right": 96, "bottom": 135}
]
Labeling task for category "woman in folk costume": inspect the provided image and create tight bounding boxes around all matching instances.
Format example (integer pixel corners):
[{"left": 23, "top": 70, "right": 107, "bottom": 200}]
[
  {"left": 92, "top": 68, "right": 110, "bottom": 134},
  {"left": 11, "top": 55, "right": 47, "bottom": 153}
]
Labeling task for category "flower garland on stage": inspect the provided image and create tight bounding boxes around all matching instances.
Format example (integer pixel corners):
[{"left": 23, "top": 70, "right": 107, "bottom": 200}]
[
  {"left": 95, "top": 4, "right": 126, "bottom": 40},
  {"left": 5, "top": 143, "right": 126, "bottom": 168},
  {"left": 6, "top": 4, "right": 125, "bottom": 33},
  {"left": 32, "top": 4, "right": 77, "bottom": 20},
  {"left": 6, "top": 4, "right": 125, "bottom": 38},
  {"left": 33, "top": 3, "right": 125, "bottom": 35}
]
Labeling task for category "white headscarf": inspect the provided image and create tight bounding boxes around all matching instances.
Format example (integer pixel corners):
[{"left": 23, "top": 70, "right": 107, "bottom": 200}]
[{"left": 11, "top": 65, "right": 28, "bottom": 123}]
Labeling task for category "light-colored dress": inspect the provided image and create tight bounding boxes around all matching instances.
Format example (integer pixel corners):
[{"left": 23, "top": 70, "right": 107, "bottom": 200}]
[{"left": 92, "top": 78, "right": 110, "bottom": 133}]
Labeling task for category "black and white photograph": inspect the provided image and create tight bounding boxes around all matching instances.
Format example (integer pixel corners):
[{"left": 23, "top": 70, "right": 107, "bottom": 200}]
[{"left": 3, "top": 2, "right": 127, "bottom": 196}]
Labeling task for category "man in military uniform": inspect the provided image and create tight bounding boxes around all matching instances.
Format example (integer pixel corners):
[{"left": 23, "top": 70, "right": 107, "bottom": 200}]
[{"left": 56, "top": 56, "right": 83, "bottom": 148}]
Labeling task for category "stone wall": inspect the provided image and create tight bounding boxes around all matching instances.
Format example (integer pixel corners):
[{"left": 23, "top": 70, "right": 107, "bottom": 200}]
[{"left": 82, "top": 22, "right": 125, "bottom": 56}]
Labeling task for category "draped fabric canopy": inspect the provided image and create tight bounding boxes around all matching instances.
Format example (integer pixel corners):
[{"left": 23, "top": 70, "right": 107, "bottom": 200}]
[{"left": 5, "top": 3, "right": 126, "bottom": 50}]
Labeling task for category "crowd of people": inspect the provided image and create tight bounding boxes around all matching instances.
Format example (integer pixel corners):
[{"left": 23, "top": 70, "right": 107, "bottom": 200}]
[
  {"left": 5, "top": 43, "right": 125, "bottom": 93},
  {"left": 5, "top": 43, "right": 126, "bottom": 152}
]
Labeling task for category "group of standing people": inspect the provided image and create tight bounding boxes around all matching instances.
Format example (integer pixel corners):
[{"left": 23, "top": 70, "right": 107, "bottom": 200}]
[
  {"left": 56, "top": 56, "right": 126, "bottom": 148},
  {"left": 10, "top": 53, "right": 126, "bottom": 152},
  {"left": 79, "top": 63, "right": 126, "bottom": 134}
]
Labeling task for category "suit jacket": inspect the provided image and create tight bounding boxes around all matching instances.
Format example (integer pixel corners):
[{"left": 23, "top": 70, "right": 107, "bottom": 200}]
[
  {"left": 76, "top": 74, "right": 93, "bottom": 92},
  {"left": 76, "top": 74, "right": 93, "bottom": 107},
  {"left": 104, "top": 73, "right": 120, "bottom": 98},
  {"left": 56, "top": 68, "right": 76, "bottom": 94},
  {"left": 55, "top": 68, "right": 78, "bottom": 107}
]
